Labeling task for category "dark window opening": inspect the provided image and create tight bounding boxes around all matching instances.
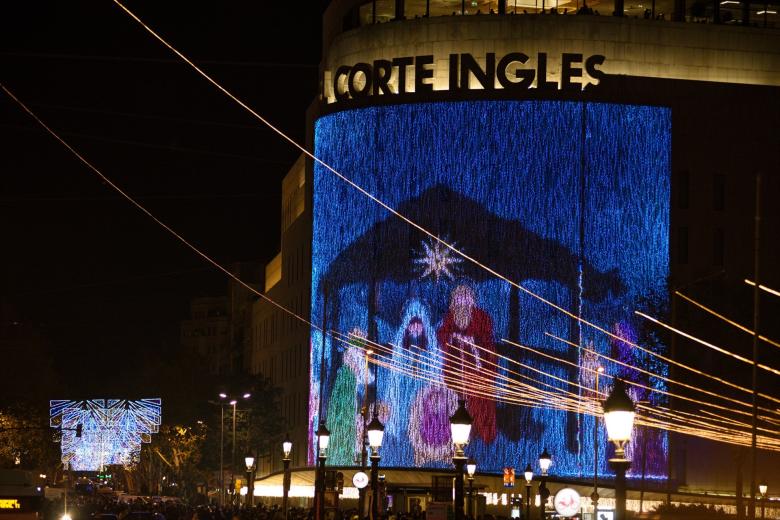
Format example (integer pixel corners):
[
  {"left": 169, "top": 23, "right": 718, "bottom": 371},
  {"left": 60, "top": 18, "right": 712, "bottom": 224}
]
[{"left": 678, "top": 226, "right": 689, "bottom": 265}]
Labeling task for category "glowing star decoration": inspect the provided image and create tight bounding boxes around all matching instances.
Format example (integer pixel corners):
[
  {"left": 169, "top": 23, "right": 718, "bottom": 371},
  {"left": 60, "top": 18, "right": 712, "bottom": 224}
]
[
  {"left": 50, "top": 399, "right": 161, "bottom": 471},
  {"left": 413, "top": 238, "right": 463, "bottom": 281}
]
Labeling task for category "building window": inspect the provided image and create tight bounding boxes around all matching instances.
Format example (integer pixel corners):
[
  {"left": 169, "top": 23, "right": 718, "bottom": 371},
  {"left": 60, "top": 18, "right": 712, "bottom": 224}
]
[
  {"left": 713, "top": 174, "right": 726, "bottom": 211},
  {"left": 677, "top": 227, "right": 689, "bottom": 265},
  {"left": 713, "top": 228, "right": 725, "bottom": 266},
  {"left": 359, "top": 0, "right": 396, "bottom": 24},
  {"left": 678, "top": 170, "right": 690, "bottom": 210}
]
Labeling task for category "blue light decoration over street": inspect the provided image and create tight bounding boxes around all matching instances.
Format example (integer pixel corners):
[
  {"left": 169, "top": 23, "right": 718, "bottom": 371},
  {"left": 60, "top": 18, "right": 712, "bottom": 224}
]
[
  {"left": 50, "top": 399, "right": 162, "bottom": 471},
  {"left": 309, "top": 100, "right": 670, "bottom": 478}
]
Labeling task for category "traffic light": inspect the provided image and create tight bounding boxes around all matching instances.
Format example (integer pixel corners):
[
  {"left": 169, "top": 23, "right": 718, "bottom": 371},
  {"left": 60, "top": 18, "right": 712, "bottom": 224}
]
[{"left": 75, "top": 424, "right": 82, "bottom": 438}]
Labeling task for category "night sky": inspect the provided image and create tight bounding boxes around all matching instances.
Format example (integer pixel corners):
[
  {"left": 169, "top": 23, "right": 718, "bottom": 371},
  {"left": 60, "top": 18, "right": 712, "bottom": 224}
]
[{"left": 1, "top": 2, "right": 325, "bottom": 398}]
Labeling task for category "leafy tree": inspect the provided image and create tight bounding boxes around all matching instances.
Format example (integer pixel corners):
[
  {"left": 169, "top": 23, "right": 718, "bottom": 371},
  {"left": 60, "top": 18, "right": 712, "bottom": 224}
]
[
  {"left": 0, "top": 406, "right": 60, "bottom": 473},
  {"left": 245, "top": 375, "right": 285, "bottom": 461},
  {"left": 128, "top": 422, "right": 207, "bottom": 498}
]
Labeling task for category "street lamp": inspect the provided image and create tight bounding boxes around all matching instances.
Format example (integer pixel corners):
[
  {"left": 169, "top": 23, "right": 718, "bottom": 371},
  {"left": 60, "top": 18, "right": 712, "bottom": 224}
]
[
  {"left": 759, "top": 482, "right": 768, "bottom": 519},
  {"left": 282, "top": 434, "right": 292, "bottom": 520},
  {"left": 315, "top": 421, "right": 330, "bottom": 520},
  {"left": 593, "top": 366, "right": 605, "bottom": 519},
  {"left": 604, "top": 379, "right": 636, "bottom": 520},
  {"left": 466, "top": 459, "right": 476, "bottom": 519},
  {"left": 244, "top": 454, "right": 255, "bottom": 507},
  {"left": 217, "top": 391, "right": 252, "bottom": 506},
  {"left": 538, "top": 449, "right": 552, "bottom": 520},
  {"left": 61, "top": 461, "right": 70, "bottom": 520},
  {"left": 450, "top": 400, "right": 473, "bottom": 520},
  {"left": 523, "top": 463, "right": 533, "bottom": 520},
  {"left": 367, "top": 415, "right": 385, "bottom": 520},
  {"left": 538, "top": 448, "right": 551, "bottom": 476}
]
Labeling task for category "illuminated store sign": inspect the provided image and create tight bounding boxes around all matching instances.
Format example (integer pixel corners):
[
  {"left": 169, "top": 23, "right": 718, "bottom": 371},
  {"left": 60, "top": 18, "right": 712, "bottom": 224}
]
[
  {"left": 0, "top": 500, "right": 21, "bottom": 509},
  {"left": 327, "top": 52, "right": 605, "bottom": 102}
]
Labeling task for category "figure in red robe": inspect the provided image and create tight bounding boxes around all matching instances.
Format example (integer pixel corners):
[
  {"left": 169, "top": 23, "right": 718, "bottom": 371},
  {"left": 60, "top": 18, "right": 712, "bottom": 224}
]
[{"left": 437, "top": 284, "right": 497, "bottom": 445}]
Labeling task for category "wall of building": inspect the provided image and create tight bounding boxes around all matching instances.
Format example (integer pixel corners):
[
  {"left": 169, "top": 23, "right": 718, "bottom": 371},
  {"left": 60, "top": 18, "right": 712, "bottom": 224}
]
[
  {"left": 180, "top": 297, "right": 230, "bottom": 375},
  {"left": 249, "top": 155, "right": 312, "bottom": 476},
  {"left": 320, "top": 14, "right": 780, "bottom": 104},
  {"left": 292, "top": 4, "right": 780, "bottom": 496}
]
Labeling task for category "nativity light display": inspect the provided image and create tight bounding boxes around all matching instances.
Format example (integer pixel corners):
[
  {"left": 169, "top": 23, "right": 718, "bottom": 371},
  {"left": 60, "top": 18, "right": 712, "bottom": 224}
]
[
  {"left": 309, "top": 100, "right": 670, "bottom": 477},
  {"left": 50, "top": 399, "right": 162, "bottom": 471}
]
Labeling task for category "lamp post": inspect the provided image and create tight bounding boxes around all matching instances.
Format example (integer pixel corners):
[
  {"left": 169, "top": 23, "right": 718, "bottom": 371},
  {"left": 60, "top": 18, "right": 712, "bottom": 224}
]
[
  {"left": 466, "top": 459, "right": 476, "bottom": 519},
  {"left": 359, "top": 349, "right": 373, "bottom": 520},
  {"left": 538, "top": 449, "right": 551, "bottom": 520},
  {"left": 759, "top": 482, "right": 767, "bottom": 519},
  {"left": 603, "top": 379, "right": 636, "bottom": 520},
  {"left": 523, "top": 464, "right": 533, "bottom": 520},
  {"left": 244, "top": 454, "right": 255, "bottom": 508},
  {"left": 593, "top": 366, "right": 604, "bottom": 519},
  {"left": 61, "top": 462, "right": 70, "bottom": 520},
  {"left": 217, "top": 391, "right": 251, "bottom": 506},
  {"left": 282, "top": 434, "right": 292, "bottom": 520},
  {"left": 315, "top": 421, "right": 330, "bottom": 520},
  {"left": 367, "top": 414, "right": 385, "bottom": 520},
  {"left": 450, "top": 400, "right": 473, "bottom": 520}
]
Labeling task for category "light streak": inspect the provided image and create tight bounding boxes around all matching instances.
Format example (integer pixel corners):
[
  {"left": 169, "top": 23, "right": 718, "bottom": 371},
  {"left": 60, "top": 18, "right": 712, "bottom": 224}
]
[
  {"left": 539, "top": 334, "right": 780, "bottom": 417},
  {"left": 505, "top": 338, "right": 774, "bottom": 423},
  {"left": 676, "top": 291, "right": 780, "bottom": 349},
  {"left": 367, "top": 335, "right": 780, "bottom": 450},
  {"left": 0, "top": 83, "right": 318, "bottom": 335},
  {"left": 347, "top": 330, "right": 780, "bottom": 450},
  {"left": 745, "top": 279, "right": 780, "bottom": 298},
  {"left": 636, "top": 311, "right": 780, "bottom": 377}
]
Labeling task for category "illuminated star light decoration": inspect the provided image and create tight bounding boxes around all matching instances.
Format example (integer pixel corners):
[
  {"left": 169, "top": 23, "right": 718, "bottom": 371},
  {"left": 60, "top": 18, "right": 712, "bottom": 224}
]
[
  {"left": 413, "top": 237, "right": 464, "bottom": 281},
  {"left": 50, "top": 399, "right": 161, "bottom": 471}
]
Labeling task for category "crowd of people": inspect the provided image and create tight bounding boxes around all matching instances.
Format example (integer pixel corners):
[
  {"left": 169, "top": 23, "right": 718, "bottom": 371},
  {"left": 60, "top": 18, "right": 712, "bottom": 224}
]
[
  {"left": 41, "top": 496, "right": 450, "bottom": 520},
  {"left": 42, "top": 496, "right": 308, "bottom": 520}
]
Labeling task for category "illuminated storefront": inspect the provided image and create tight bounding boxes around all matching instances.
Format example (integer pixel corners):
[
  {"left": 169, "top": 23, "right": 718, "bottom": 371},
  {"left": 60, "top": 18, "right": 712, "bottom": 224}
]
[{"left": 250, "top": 0, "right": 780, "bottom": 503}]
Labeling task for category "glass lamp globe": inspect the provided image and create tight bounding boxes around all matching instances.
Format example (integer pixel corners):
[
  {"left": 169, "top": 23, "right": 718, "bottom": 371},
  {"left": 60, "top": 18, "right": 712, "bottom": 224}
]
[
  {"left": 316, "top": 422, "right": 330, "bottom": 452},
  {"left": 367, "top": 415, "right": 385, "bottom": 450},
  {"left": 539, "top": 448, "right": 552, "bottom": 476},
  {"left": 759, "top": 483, "right": 768, "bottom": 496},
  {"left": 282, "top": 434, "right": 292, "bottom": 459},
  {"left": 244, "top": 455, "right": 255, "bottom": 471},
  {"left": 603, "top": 379, "right": 636, "bottom": 459},
  {"left": 466, "top": 458, "right": 477, "bottom": 477},
  {"left": 449, "top": 400, "right": 473, "bottom": 448},
  {"left": 524, "top": 463, "right": 533, "bottom": 484}
]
